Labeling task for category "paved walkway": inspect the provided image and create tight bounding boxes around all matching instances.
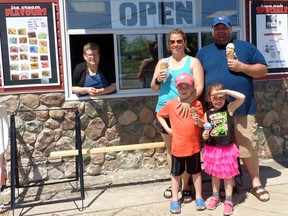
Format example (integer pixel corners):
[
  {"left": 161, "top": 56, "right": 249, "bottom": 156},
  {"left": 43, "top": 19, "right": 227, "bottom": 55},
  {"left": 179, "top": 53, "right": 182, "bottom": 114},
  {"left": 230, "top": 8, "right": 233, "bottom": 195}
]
[{"left": 1, "top": 158, "right": 288, "bottom": 216}]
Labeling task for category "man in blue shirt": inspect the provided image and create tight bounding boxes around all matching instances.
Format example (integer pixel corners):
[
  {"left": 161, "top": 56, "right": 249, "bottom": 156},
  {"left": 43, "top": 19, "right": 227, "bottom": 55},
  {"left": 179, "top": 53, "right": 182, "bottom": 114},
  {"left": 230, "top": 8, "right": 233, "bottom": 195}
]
[{"left": 197, "top": 16, "right": 270, "bottom": 203}]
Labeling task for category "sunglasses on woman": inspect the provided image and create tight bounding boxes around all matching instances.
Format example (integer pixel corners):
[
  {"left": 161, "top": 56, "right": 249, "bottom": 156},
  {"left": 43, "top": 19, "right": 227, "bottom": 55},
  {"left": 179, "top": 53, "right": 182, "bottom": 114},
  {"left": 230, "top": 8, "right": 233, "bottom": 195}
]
[{"left": 169, "top": 39, "right": 184, "bottom": 44}]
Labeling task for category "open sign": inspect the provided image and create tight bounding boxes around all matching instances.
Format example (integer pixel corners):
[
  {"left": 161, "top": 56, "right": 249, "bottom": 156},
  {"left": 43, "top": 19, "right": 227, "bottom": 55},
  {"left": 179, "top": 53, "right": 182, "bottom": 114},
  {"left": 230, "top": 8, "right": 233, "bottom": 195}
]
[{"left": 111, "top": 0, "right": 195, "bottom": 28}]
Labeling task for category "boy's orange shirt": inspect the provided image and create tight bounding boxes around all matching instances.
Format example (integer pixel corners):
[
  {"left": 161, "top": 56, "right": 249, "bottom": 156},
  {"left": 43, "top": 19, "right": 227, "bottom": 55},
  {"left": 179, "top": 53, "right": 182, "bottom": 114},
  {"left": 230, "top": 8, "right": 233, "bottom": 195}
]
[{"left": 157, "top": 99, "right": 204, "bottom": 157}]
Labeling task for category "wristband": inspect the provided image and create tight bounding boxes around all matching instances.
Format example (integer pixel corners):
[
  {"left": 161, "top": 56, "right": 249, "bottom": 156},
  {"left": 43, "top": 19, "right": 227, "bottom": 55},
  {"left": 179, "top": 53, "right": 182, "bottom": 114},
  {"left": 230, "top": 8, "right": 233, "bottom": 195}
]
[{"left": 154, "top": 78, "right": 162, "bottom": 85}]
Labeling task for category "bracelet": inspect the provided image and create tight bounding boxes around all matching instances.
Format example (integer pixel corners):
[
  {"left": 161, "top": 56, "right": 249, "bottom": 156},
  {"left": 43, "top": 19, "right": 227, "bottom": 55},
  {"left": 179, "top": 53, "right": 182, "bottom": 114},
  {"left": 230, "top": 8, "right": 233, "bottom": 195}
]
[{"left": 154, "top": 78, "right": 162, "bottom": 85}]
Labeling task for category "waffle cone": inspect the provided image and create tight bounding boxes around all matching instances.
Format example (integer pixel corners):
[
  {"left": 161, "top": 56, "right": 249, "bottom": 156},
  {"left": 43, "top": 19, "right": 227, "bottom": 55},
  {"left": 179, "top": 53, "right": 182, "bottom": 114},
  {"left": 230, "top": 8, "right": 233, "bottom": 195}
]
[
  {"left": 190, "top": 106, "right": 197, "bottom": 114},
  {"left": 226, "top": 43, "right": 235, "bottom": 59},
  {"left": 160, "top": 62, "right": 169, "bottom": 70},
  {"left": 226, "top": 49, "right": 235, "bottom": 59}
]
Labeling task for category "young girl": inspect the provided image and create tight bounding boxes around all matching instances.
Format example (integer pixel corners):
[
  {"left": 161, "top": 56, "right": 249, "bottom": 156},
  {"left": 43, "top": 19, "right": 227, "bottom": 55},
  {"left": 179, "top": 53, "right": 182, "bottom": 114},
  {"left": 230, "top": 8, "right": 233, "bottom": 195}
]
[{"left": 202, "top": 83, "right": 245, "bottom": 216}]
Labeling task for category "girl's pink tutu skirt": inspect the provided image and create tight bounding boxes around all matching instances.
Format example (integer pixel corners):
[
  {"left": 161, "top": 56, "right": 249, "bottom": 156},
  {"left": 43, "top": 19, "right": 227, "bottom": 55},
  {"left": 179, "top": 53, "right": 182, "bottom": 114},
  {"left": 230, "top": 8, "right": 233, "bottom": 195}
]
[{"left": 203, "top": 143, "right": 239, "bottom": 179}]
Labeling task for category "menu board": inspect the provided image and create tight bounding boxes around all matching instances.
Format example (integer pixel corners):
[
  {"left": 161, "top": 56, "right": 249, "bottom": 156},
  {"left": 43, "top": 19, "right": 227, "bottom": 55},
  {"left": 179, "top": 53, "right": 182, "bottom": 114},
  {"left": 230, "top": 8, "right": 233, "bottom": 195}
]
[
  {"left": 250, "top": 2, "right": 288, "bottom": 74},
  {"left": 0, "top": 4, "right": 59, "bottom": 87}
]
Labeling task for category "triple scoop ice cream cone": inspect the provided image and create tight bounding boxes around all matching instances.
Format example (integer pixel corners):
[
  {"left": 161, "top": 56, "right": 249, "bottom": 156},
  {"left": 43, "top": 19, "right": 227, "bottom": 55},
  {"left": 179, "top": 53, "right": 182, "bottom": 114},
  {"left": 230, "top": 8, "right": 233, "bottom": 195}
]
[
  {"left": 160, "top": 62, "right": 169, "bottom": 82},
  {"left": 226, "top": 43, "right": 235, "bottom": 59}
]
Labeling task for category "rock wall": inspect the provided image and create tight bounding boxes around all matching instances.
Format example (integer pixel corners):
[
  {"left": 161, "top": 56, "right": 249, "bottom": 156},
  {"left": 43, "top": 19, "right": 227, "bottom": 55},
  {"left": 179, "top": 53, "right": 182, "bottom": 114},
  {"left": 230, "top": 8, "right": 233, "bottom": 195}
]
[
  {"left": 1, "top": 79, "right": 287, "bottom": 184},
  {"left": 254, "top": 79, "right": 288, "bottom": 158}
]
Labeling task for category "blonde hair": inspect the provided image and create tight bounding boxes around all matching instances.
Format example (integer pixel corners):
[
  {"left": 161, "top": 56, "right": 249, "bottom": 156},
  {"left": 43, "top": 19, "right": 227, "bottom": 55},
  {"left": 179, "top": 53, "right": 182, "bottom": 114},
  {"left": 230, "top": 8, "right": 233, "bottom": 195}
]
[{"left": 83, "top": 42, "right": 100, "bottom": 54}]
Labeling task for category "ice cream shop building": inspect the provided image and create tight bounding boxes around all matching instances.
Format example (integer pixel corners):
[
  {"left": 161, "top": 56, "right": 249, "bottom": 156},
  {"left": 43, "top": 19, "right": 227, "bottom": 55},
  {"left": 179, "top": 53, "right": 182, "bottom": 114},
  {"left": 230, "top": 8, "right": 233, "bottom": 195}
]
[{"left": 0, "top": 0, "right": 287, "bottom": 184}]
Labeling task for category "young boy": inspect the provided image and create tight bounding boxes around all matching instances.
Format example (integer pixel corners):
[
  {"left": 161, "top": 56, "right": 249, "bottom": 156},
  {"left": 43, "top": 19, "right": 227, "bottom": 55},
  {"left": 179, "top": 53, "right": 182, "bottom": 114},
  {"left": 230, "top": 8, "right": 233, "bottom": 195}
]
[{"left": 157, "top": 72, "right": 206, "bottom": 214}]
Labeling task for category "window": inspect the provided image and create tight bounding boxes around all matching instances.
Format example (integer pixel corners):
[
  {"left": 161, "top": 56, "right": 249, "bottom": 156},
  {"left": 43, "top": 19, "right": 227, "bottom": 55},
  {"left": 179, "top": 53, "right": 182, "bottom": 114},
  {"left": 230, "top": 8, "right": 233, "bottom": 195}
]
[
  {"left": 67, "top": 0, "right": 111, "bottom": 29},
  {"left": 69, "top": 34, "right": 115, "bottom": 86},
  {"left": 63, "top": 0, "right": 242, "bottom": 100},
  {"left": 117, "top": 34, "right": 157, "bottom": 90},
  {"left": 201, "top": 0, "right": 239, "bottom": 27}
]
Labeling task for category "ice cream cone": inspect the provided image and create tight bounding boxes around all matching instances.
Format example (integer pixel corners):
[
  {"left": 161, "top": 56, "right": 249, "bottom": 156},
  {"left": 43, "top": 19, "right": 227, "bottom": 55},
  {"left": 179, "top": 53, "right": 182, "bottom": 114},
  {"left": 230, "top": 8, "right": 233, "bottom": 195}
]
[
  {"left": 204, "top": 122, "right": 212, "bottom": 132},
  {"left": 160, "top": 62, "right": 169, "bottom": 70},
  {"left": 160, "top": 62, "right": 169, "bottom": 82},
  {"left": 190, "top": 107, "right": 198, "bottom": 124},
  {"left": 226, "top": 43, "right": 235, "bottom": 59}
]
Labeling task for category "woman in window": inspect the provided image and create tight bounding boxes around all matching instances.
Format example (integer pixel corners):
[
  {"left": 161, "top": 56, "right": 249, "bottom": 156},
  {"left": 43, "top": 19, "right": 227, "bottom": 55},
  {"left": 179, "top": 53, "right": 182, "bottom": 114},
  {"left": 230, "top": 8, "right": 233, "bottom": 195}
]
[{"left": 72, "top": 42, "right": 116, "bottom": 96}]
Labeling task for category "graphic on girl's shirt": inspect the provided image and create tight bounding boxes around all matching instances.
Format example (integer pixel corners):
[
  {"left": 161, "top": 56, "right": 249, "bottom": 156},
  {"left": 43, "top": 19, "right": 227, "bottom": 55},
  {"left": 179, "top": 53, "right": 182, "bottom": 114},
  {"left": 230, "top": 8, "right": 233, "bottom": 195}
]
[{"left": 209, "top": 112, "right": 228, "bottom": 136}]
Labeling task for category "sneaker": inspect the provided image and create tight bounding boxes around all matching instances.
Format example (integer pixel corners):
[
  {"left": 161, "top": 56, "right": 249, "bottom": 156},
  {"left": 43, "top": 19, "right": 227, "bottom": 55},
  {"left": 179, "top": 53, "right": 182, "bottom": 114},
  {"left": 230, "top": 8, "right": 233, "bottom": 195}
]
[
  {"left": 223, "top": 200, "right": 233, "bottom": 216},
  {"left": 170, "top": 200, "right": 181, "bottom": 214},
  {"left": 207, "top": 196, "right": 221, "bottom": 210},
  {"left": 195, "top": 198, "right": 206, "bottom": 211}
]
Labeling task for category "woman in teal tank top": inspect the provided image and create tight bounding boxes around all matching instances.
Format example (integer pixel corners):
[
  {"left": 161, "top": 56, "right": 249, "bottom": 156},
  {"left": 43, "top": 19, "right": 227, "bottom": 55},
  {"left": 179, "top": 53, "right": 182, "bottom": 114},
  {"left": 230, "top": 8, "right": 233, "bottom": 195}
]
[
  {"left": 155, "top": 55, "right": 192, "bottom": 113},
  {"left": 151, "top": 29, "right": 204, "bottom": 202}
]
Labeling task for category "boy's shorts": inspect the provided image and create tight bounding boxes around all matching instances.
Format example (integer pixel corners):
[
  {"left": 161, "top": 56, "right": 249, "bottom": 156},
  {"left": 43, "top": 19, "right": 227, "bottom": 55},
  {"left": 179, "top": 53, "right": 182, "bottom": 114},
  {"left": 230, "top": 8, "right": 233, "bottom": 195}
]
[
  {"left": 234, "top": 115, "right": 258, "bottom": 158},
  {"left": 171, "top": 152, "right": 201, "bottom": 176},
  {"left": 155, "top": 117, "right": 171, "bottom": 134}
]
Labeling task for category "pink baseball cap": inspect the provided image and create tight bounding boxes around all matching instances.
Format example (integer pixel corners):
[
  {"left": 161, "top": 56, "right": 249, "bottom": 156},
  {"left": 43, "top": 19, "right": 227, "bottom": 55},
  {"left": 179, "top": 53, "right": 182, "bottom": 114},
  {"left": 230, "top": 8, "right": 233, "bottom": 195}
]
[{"left": 175, "top": 73, "right": 194, "bottom": 87}]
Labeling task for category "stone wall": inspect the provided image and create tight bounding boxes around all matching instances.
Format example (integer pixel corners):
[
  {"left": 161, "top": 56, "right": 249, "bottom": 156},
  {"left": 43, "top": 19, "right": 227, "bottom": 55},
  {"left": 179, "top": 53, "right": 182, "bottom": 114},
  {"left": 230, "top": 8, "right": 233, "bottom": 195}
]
[
  {"left": 254, "top": 79, "right": 288, "bottom": 158},
  {"left": 1, "top": 78, "right": 287, "bottom": 184}
]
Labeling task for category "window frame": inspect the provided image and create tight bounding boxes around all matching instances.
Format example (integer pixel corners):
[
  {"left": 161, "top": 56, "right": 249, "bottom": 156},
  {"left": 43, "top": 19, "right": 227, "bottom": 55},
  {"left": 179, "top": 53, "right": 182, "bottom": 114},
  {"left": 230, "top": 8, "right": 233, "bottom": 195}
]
[{"left": 61, "top": 0, "right": 244, "bottom": 100}]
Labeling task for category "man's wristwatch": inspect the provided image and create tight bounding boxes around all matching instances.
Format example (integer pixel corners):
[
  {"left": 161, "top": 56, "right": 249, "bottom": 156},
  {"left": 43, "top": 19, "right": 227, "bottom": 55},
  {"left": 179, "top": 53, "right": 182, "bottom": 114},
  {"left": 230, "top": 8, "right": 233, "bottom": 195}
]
[{"left": 154, "top": 78, "right": 162, "bottom": 85}]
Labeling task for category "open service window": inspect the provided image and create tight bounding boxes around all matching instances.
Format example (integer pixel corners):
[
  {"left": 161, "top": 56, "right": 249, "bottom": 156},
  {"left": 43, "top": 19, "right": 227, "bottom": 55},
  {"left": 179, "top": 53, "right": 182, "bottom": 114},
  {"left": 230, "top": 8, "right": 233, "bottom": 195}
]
[
  {"left": 69, "top": 34, "right": 116, "bottom": 89},
  {"left": 62, "top": 0, "right": 242, "bottom": 100}
]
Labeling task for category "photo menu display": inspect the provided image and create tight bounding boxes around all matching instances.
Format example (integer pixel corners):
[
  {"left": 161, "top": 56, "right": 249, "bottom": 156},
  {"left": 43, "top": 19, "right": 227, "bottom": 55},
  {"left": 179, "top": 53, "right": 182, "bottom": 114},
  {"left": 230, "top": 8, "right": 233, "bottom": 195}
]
[
  {"left": 7, "top": 17, "right": 51, "bottom": 81},
  {"left": 0, "top": 4, "right": 59, "bottom": 87}
]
